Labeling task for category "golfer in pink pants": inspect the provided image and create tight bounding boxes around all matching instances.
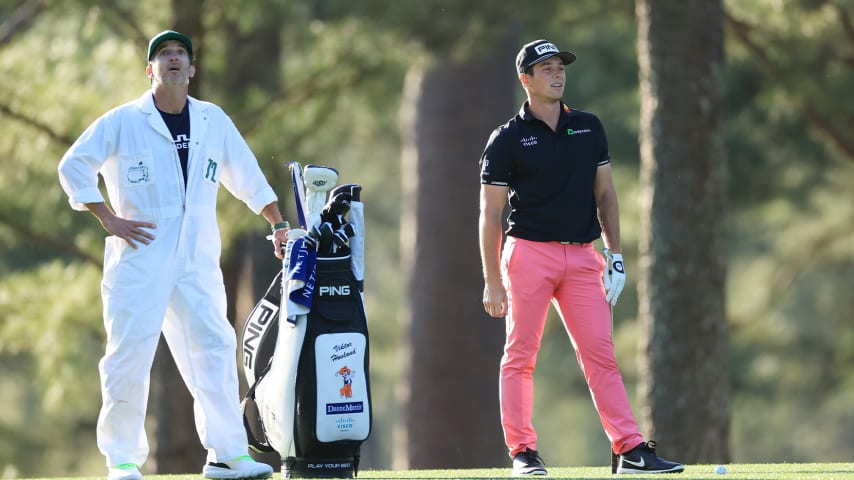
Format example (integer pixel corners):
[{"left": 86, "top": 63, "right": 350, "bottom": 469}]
[
  {"left": 478, "top": 38, "right": 683, "bottom": 477},
  {"left": 499, "top": 237, "right": 643, "bottom": 458}
]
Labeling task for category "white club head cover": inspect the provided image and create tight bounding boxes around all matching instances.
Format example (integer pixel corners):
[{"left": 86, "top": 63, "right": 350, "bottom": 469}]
[{"left": 303, "top": 165, "right": 338, "bottom": 228}]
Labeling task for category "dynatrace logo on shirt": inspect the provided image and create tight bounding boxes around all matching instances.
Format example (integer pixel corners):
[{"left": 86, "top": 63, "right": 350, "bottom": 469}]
[{"left": 567, "top": 128, "right": 592, "bottom": 136}]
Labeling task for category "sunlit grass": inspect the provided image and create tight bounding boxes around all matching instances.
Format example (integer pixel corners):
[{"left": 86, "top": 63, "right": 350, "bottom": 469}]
[{"left": 27, "top": 463, "right": 854, "bottom": 480}]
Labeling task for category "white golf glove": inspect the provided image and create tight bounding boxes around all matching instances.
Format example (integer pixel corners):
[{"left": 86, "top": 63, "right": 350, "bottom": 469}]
[{"left": 603, "top": 249, "right": 626, "bottom": 306}]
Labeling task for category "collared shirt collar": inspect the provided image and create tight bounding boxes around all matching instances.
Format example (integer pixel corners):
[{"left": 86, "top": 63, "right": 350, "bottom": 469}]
[
  {"left": 138, "top": 89, "right": 205, "bottom": 115},
  {"left": 518, "top": 101, "right": 573, "bottom": 124}
]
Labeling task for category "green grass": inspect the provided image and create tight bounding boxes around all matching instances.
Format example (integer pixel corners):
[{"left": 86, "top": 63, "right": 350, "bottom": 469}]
[
  {"left": 358, "top": 464, "right": 853, "bottom": 479},
  {"left": 27, "top": 463, "right": 854, "bottom": 480}
]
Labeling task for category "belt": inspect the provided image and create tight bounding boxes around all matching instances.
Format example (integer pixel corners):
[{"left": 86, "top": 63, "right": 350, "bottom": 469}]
[{"left": 559, "top": 241, "right": 586, "bottom": 245}]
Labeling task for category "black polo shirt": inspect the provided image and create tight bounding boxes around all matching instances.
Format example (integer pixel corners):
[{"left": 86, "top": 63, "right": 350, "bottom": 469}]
[{"left": 480, "top": 101, "right": 610, "bottom": 242}]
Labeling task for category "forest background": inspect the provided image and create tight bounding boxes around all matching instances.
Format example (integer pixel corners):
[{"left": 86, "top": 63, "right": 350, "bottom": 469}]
[{"left": 0, "top": 0, "right": 852, "bottom": 478}]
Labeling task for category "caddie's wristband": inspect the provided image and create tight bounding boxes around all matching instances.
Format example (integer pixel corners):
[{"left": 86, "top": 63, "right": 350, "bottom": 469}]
[{"left": 272, "top": 221, "right": 290, "bottom": 232}]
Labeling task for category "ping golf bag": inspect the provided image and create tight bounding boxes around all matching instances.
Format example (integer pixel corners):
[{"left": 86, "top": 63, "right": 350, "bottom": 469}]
[{"left": 241, "top": 167, "right": 370, "bottom": 479}]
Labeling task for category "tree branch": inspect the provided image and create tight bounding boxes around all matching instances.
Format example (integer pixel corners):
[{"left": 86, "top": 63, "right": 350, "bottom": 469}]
[
  {"left": 725, "top": 11, "right": 854, "bottom": 161},
  {"left": 96, "top": 2, "right": 150, "bottom": 52},
  {"left": 0, "top": 211, "right": 103, "bottom": 269},
  {"left": 0, "top": 0, "right": 48, "bottom": 48},
  {"left": 0, "top": 102, "right": 76, "bottom": 146},
  {"left": 800, "top": 102, "right": 854, "bottom": 159},
  {"left": 833, "top": 1, "right": 854, "bottom": 45},
  {"left": 768, "top": 221, "right": 853, "bottom": 303}
]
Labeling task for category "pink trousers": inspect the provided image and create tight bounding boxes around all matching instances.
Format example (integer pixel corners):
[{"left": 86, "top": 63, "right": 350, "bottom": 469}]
[{"left": 500, "top": 237, "right": 644, "bottom": 457}]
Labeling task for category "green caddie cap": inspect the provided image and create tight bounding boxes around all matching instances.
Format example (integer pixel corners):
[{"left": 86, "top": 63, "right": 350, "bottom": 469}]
[{"left": 147, "top": 30, "right": 193, "bottom": 61}]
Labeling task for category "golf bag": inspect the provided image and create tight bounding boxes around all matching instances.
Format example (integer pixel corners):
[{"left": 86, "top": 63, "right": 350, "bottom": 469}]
[
  {"left": 285, "top": 256, "right": 370, "bottom": 478},
  {"left": 241, "top": 175, "right": 370, "bottom": 479}
]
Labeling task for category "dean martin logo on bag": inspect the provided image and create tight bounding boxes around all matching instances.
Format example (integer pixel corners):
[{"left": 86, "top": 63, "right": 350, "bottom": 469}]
[{"left": 314, "top": 333, "right": 370, "bottom": 442}]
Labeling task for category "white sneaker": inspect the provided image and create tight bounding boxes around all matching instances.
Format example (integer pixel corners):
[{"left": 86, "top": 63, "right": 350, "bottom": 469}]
[
  {"left": 108, "top": 464, "right": 142, "bottom": 480},
  {"left": 203, "top": 455, "right": 274, "bottom": 479}
]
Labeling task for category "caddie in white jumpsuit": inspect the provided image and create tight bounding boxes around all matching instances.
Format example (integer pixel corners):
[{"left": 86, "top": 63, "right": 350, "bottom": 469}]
[{"left": 58, "top": 30, "right": 286, "bottom": 480}]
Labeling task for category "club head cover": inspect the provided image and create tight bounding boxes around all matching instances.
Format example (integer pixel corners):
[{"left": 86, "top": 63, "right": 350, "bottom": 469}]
[
  {"left": 303, "top": 165, "right": 339, "bottom": 193},
  {"left": 322, "top": 190, "right": 351, "bottom": 221},
  {"left": 328, "top": 183, "right": 355, "bottom": 199}
]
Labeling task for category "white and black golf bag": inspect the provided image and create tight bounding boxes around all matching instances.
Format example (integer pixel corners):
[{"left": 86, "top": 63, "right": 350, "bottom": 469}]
[
  {"left": 241, "top": 175, "right": 370, "bottom": 479},
  {"left": 287, "top": 255, "right": 370, "bottom": 477}
]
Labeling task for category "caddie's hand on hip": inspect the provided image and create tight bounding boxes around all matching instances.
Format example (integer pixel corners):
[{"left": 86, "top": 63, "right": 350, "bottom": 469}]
[
  {"left": 483, "top": 280, "right": 508, "bottom": 318},
  {"left": 87, "top": 202, "right": 155, "bottom": 249},
  {"left": 603, "top": 249, "right": 626, "bottom": 306},
  {"left": 102, "top": 216, "right": 156, "bottom": 249}
]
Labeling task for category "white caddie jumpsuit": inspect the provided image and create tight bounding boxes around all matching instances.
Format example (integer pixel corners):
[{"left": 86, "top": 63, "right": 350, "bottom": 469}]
[{"left": 58, "top": 91, "right": 278, "bottom": 467}]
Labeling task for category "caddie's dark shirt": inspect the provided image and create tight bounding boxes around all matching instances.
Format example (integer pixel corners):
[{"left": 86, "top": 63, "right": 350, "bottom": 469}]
[
  {"left": 479, "top": 101, "right": 610, "bottom": 242},
  {"left": 157, "top": 99, "right": 191, "bottom": 188}
]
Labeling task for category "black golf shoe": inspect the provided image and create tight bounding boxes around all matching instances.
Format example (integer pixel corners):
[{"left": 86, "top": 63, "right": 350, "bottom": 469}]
[
  {"left": 616, "top": 441, "right": 684, "bottom": 474},
  {"left": 512, "top": 448, "right": 547, "bottom": 476}
]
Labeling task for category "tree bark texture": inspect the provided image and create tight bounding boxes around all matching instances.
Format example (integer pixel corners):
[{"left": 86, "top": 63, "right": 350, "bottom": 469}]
[
  {"left": 635, "top": 0, "right": 730, "bottom": 464},
  {"left": 397, "top": 38, "right": 517, "bottom": 468}
]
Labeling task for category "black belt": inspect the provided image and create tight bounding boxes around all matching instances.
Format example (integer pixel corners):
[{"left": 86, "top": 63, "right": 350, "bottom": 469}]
[{"left": 559, "top": 241, "right": 586, "bottom": 245}]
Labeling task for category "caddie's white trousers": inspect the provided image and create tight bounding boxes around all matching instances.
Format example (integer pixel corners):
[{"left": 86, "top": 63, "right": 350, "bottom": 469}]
[{"left": 96, "top": 216, "right": 247, "bottom": 467}]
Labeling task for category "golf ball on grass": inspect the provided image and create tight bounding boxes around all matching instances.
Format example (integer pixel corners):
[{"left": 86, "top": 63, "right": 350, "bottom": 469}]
[{"left": 715, "top": 465, "right": 727, "bottom": 474}]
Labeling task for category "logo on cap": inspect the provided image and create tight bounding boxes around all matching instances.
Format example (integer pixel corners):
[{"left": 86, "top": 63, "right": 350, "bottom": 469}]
[{"left": 535, "top": 43, "right": 559, "bottom": 55}]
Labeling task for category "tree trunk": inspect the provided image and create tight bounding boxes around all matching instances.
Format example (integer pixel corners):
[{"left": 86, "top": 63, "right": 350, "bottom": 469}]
[
  {"left": 635, "top": 0, "right": 730, "bottom": 463},
  {"left": 396, "top": 38, "right": 516, "bottom": 469}
]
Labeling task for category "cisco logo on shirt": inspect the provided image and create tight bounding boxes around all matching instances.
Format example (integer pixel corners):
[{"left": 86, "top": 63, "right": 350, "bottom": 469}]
[{"left": 520, "top": 136, "right": 538, "bottom": 147}]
